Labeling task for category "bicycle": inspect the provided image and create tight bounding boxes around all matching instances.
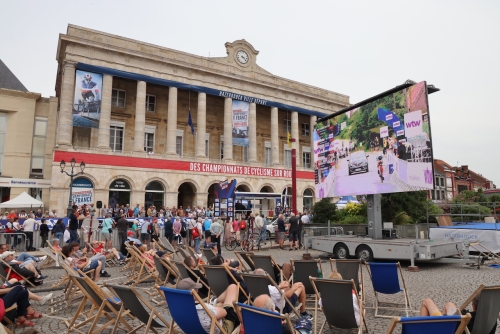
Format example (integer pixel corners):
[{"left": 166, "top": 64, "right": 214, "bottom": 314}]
[{"left": 224, "top": 232, "right": 241, "bottom": 251}]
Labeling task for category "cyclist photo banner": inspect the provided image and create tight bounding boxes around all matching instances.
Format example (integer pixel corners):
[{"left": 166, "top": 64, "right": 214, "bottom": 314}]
[
  {"left": 232, "top": 100, "right": 249, "bottom": 147},
  {"left": 72, "top": 70, "right": 103, "bottom": 128}
]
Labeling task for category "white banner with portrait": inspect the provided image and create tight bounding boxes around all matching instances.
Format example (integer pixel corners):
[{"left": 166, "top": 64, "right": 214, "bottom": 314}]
[{"left": 232, "top": 100, "right": 249, "bottom": 147}]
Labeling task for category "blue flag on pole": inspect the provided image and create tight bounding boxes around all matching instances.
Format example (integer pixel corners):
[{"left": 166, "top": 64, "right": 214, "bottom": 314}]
[{"left": 188, "top": 110, "right": 194, "bottom": 135}]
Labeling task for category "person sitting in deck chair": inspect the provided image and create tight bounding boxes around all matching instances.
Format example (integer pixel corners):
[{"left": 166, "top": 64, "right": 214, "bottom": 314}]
[
  {"left": 0, "top": 252, "right": 46, "bottom": 282},
  {"left": 254, "top": 268, "right": 313, "bottom": 321},
  {"left": 177, "top": 277, "right": 240, "bottom": 334},
  {"left": 461, "top": 293, "right": 497, "bottom": 334},
  {"left": 183, "top": 256, "right": 210, "bottom": 298},
  {"left": 318, "top": 271, "right": 360, "bottom": 326},
  {"left": 253, "top": 294, "right": 310, "bottom": 334},
  {"left": 88, "top": 240, "right": 126, "bottom": 265},
  {"left": 208, "top": 255, "right": 249, "bottom": 303}
]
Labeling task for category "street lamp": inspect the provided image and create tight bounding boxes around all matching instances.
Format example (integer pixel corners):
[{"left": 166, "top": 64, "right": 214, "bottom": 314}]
[{"left": 60, "top": 158, "right": 86, "bottom": 217}]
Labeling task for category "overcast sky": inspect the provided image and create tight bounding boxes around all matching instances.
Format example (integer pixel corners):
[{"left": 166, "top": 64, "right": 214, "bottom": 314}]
[{"left": 1, "top": 1, "right": 499, "bottom": 185}]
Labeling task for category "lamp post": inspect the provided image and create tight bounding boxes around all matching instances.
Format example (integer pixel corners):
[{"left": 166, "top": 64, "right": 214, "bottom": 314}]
[{"left": 60, "top": 158, "right": 86, "bottom": 217}]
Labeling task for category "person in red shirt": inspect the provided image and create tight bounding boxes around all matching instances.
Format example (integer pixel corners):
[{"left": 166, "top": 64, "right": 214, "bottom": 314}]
[{"left": 88, "top": 241, "right": 126, "bottom": 265}]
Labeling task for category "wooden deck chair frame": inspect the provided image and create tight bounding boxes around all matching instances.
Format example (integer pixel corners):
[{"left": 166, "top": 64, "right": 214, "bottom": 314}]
[
  {"left": 310, "top": 277, "right": 367, "bottom": 334},
  {"left": 458, "top": 284, "right": 500, "bottom": 334},
  {"left": 241, "top": 272, "right": 301, "bottom": 317},
  {"left": 201, "top": 248, "right": 217, "bottom": 262},
  {"left": 161, "top": 287, "right": 227, "bottom": 334},
  {"left": 234, "top": 301, "right": 295, "bottom": 334},
  {"left": 123, "top": 245, "right": 156, "bottom": 286},
  {"left": 172, "top": 260, "right": 212, "bottom": 297},
  {"left": 469, "top": 242, "right": 500, "bottom": 264},
  {"left": 66, "top": 274, "right": 134, "bottom": 334},
  {"left": 106, "top": 283, "right": 173, "bottom": 334},
  {"left": 290, "top": 259, "right": 323, "bottom": 310},
  {"left": 158, "top": 237, "right": 179, "bottom": 258},
  {"left": 330, "top": 258, "right": 366, "bottom": 304},
  {"left": 385, "top": 314, "right": 471, "bottom": 334},
  {"left": 1, "top": 304, "right": 18, "bottom": 334},
  {"left": 249, "top": 254, "right": 284, "bottom": 283},
  {"left": 365, "top": 262, "right": 413, "bottom": 318},
  {"left": 0, "top": 259, "right": 36, "bottom": 287},
  {"left": 201, "top": 264, "right": 249, "bottom": 302},
  {"left": 234, "top": 251, "right": 255, "bottom": 272}
]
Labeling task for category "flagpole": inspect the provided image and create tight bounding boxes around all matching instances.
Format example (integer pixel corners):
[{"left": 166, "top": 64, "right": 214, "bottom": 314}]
[{"left": 291, "top": 138, "right": 297, "bottom": 215}]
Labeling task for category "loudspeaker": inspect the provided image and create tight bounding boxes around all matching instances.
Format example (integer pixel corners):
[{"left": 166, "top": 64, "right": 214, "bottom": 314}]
[{"left": 96, "top": 201, "right": 103, "bottom": 209}]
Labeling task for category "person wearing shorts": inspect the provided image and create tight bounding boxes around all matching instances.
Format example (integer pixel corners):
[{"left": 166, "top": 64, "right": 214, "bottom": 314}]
[{"left": 140, "top": 220, "right": 151, "bottom": 247}]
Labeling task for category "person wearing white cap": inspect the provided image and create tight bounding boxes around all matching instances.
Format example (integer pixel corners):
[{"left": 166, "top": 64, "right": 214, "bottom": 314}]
[
  {"left": 0, "top": 252, "right": 46, "bottom": 280},
  {"left": 177, "top": 278, "right": 240, "bottom": 334}
]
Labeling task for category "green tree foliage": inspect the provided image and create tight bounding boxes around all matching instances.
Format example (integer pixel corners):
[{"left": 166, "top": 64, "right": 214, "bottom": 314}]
[
  {"left": 312, "top": 198, "right": 337, "bottom": 224},
  {"left": 452, "top": 189, "right": 487, "bottom": 203},
  {"left": 488, "top": 194, "right": 500, "bottom": 203},
  {"left": 381, "top": 191, "right": 430, "bottom": 224}
]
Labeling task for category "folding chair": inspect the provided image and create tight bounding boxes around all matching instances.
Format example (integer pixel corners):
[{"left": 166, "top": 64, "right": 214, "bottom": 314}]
[
  {"left": 366, "top": 262, "right": 413, "bottom": 318},
  {"left": 106, "top": 284, "right": 172, "bottom": 334},
  {"left": 159, "top": 237, "right": 178, "bottom": 256},
  {"left": 291, "top": 259, "right": 322, "bottom": 309},
  {"left": 249, "top": 254, "right": 282, "bottom": 283},
  {"left": 234, "top": 251, "right": 255, "bottom": 272},
  {"left": 241, "top": 272, "right": 300, "bottom": 317},
  {"left": 458, "top": 284, "right": 500, "bottom": 334},
  {"left": 234, "top": 302, "right": 294, "bottom": 334},
  {"left": 123, "top": 245, "right": 156, "bottom": 286},
  {"left": 202, "top": 248, "right": 217, "bottom": 262},
  {"left": 310, "top": 277, "right": 367, "bottom": 334},
  {"left": 86, "top": 242, "right": 117, "bottom": 267},
  {"left": 0, "top": 260, "right": 36, "bottom": 287},
  {"left": 203, "top": 265, "right": 249, "bottom": 301},
  {"left": 66, "top": 275, "right": 134, "bottom": 334},
  {"left": 331, "top": 258, "right": 365, "bottom": 303},
  {"left": 386, "top": 314, "right": 471, "bottom": 334},
  {"left": 159, "top": 286, "right": 228, "bottom": 334}
]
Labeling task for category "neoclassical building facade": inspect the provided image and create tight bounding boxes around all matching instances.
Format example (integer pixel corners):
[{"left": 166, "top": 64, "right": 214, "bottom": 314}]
[{"left": 50, "top": 24, "right": 350, "bottom": 215}]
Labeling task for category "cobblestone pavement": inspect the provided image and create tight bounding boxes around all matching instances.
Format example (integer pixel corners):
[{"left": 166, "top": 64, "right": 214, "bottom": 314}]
[{"left": 19, "top": 245, "right": 500, "bottom": 333}]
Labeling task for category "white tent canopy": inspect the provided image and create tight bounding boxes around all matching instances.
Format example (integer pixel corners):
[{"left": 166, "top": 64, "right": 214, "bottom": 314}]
[{"left": 0, "top": 192, "right": 44, "bottom": 209}]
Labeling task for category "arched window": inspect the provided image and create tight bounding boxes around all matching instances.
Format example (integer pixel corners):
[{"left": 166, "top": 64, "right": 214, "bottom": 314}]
[
  {"left": 109, "top": 179, "right": 131, "bottom": 209},
  {"left": 145, "top": 181, "right": 164, "bottom": 209},
  {"left": 303, "top": 189, "right": 314, "bottom": 212}
]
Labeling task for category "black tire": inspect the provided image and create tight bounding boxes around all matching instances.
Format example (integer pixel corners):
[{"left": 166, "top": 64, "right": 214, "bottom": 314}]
[
  {"left": 225, "top": 237, "right": 237, "bottom": 251},
  {"left": 266, "top": 230, "right": 271, "bottom": 240},
  {"left": 333, "top": 243, "right": 350, "bottom": 259},
  {"left": 356, "top": 245, "right": 374, "bottom": 262}
]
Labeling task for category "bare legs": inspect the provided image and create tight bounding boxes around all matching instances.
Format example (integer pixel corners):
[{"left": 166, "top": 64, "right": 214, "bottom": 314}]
[{"left": 420, "top": 298, "right": 457, "bottom": 316}]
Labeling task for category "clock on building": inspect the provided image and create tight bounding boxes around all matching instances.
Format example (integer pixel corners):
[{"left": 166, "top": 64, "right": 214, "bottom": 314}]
[{"left": 236, "top": 50, "right": 249, "bottom": 64}]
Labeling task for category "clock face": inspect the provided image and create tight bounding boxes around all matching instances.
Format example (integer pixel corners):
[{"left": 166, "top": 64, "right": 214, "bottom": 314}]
[{"left": 236, "top": 50, "right": 249, "bottom": 64}]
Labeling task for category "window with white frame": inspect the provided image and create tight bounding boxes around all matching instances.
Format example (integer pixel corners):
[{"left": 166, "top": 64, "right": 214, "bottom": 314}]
[
  {"left": 145, "top": 95, "right": 156, "bottom": 112},
  {"left": 144, "top": 125, "right": 155, "bottom": 153},
  {"left": 175, "top": 129, "right": 183, "bottom": 156},
  {"left": 301, "top": 123, "right": 310, "bottom": 136},
  {"left": 284, "top": 144, "right": 291, "bottom": 168},
  {"left": 283, "top": 118, "right": 291, "bottom": 133},
  {"left": 109, "top": 121, "right": 125, "bottom": 152},
  {"left": 220, "top": 136, "right": 224, "bottom": 160},
  {"left": 30, "top": 117, "right": 48, "bottom": 176},
  {"left": 302, "top": 146, "right": 311, "bottom": 168},
  {"left": 264, "top": 141, "right": 271, "bottom": 166},
  {"left": 111, "top": 89, "right": 126, "bottom": 108},
  {"left": 243, "top": 146, "right": 248, "bottom": 163},
  {"left": 0, "top": 113, "right": 7, "bottom": 175}
]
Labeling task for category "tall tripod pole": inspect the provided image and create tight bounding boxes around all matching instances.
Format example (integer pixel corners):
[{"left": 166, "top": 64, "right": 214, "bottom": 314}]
[{"left": 291, "top": 138, "right": 297, "bottom": 215}]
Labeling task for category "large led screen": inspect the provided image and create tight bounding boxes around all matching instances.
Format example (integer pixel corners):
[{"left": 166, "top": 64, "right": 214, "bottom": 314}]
[{"left": 314, "top": 81, "right": 434, "bottom": 198}]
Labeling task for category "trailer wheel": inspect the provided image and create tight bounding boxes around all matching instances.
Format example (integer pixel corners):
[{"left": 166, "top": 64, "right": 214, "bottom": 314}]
[
  {"left": 333, "top": 243, "right": 349, "bottom": 259},
  {"left": 356, "top": 245, "right": 374, "bottom": 263}
]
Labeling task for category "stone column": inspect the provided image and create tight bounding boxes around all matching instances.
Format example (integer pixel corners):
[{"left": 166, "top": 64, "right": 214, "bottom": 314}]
[
  {"left": 166, "top": 87, "right": 178, "bottom": 156},
  {"left": 248, "top": 103, "right": 257, "bottom": 163},
  {"left": 57, "top": 60, "right": 77, "bottom": 148},
  {"left": 223, "top": 98, "right": 233, "bottom": 161},
  {"left": 196, "top": 92, "right": 207, "bottom": 158},
  {"left": 133, "top": 81, "right": 147, "bottom": 152},
  {"left": 271, "top": 107, "right": 279, "bottom": 165},
  {"left": 291, "top": 111, "right": 300, "bottom": 166},
  {"left": 96, "top": 74, "right": 113, "bottom": 151},
  {"left": 310, "top": 115, "right": 316, "bottom": 169}
]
